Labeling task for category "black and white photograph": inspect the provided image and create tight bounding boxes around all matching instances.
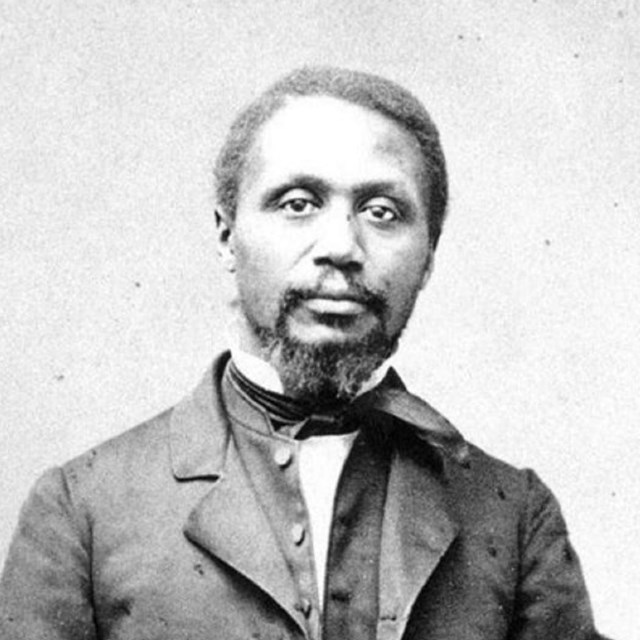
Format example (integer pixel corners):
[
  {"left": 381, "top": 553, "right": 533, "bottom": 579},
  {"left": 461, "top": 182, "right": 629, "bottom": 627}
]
[{"left": 0, "top": 2, "right": 637, "bottom": 638}]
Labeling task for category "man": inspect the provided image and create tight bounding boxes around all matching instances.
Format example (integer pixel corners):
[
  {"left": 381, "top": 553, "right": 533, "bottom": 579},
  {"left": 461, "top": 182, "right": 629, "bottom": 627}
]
[{"left": 0, "top": 67, "right": 601, "bottom": 639}]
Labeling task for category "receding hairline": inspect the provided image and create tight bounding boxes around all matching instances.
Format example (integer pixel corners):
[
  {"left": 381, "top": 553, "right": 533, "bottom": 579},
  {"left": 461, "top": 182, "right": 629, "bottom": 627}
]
[
  {"left": 214, "top": 65, "right": 448, "bottom": 249},
  {"left": 238, "top": 93, "right": 431, "bottom": 197}
]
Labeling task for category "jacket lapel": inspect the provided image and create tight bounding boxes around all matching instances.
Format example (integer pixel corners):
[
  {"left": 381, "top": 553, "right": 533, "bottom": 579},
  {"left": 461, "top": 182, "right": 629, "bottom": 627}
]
[
  {"left": 170, "top": 355, "right": 304, "bottom": 635},
  {"left": 378, "top": 444, "right": 460, "bottom": 640},
  {"left": 183, "top": 446, "right": 303, "bottom": 630}
]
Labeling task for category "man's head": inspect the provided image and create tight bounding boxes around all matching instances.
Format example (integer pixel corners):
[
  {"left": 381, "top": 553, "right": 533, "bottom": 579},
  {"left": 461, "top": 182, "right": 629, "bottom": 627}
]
[
  {"left": 215, "top": 66, "right": 448, "bottom": 253},
  {"left": 215, "top": 67, "right": 448, "bottom": 403}
]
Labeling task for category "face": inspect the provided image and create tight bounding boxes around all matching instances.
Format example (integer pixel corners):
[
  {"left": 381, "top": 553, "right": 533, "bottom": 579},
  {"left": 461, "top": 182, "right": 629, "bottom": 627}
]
[{"left": 217, "top": 96, "right": 433, "bottom": 387}]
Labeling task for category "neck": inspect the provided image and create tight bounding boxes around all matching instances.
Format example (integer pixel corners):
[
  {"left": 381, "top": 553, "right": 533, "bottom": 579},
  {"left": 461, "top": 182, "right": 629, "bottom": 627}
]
[{"left": 231, "top": 347, "right": 286, "bottom": 394}]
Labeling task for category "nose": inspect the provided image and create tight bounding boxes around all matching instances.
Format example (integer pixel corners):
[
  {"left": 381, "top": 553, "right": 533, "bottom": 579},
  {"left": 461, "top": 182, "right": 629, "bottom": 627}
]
[{"left": 311, "top": 201, "right": 365, "bottom": 269}]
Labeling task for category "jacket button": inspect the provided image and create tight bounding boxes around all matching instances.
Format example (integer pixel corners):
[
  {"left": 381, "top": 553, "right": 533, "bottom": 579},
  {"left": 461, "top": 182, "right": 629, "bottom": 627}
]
[
  {"left": 274, "top": 446, "right": 292, "bottom": 468},
  {"left": 291, "top": 523, "right": 306, "bottom": 545},
  {"left": 295, "top": 597, "right": 312, "bottom": 617}
]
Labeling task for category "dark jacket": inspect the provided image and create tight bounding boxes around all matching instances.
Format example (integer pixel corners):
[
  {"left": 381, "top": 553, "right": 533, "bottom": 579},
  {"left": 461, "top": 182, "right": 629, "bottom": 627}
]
[{"left": 0, "top": 353, "right": 596, "bottom": 639}]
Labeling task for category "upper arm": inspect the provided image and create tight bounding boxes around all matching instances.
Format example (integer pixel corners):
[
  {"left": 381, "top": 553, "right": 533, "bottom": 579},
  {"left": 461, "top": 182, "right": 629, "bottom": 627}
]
[
  {"left": 0, "top": 466, "right": 97, "bottom": 640},
  {"left": 509, "top": 469, "right": 597, "bottom": 640}
]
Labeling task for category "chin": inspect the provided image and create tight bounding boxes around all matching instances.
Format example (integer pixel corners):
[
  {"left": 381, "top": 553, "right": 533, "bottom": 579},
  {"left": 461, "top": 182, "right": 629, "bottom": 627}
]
[
  {"left": 292, "top": 330, "right": 364, "bottom": 348},
  {"left": 288, "top": 316, "right": 379, "bottom": 346},
  {"left": 249, "top": 306, "right": 398, "bottom": 401},
  {"left": 268, "top": 317, "right": 398, "bottom": 402}
]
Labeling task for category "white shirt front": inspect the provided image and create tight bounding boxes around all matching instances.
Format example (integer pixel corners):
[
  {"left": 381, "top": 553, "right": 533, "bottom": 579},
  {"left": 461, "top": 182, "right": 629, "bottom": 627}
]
[
  {"left": 297, "top": 431, "right": 358, "bottom": 607},
  {"left": 231, "top": 347, "right": 388, "bottom": 607}
]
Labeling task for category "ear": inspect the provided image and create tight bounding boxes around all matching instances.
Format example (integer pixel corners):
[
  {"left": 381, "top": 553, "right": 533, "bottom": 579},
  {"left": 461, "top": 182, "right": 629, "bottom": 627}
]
[{"left": 215, "top": 208, "right": 237, "bottom": 273}]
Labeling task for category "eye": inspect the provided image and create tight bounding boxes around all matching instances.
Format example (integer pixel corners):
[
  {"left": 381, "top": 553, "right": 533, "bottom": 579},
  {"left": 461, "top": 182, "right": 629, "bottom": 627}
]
[
  {"left": 277, "top": 189, "right": 320, "bottom": 217},
  {"left": 281, "top": 199, "right": 317, "bottom": 216},
  {"left": 360, "top": 198, "right": 402, "bottom": 225}
]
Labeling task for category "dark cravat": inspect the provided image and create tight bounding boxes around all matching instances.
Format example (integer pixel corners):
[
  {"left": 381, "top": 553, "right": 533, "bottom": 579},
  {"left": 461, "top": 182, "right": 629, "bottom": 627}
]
[
  {"left": 227, "top": 361, "right": 354, "bottom": 436},
  {"left": 227, "top": 359, "right": 469, "bottom": 463},
  {"left": 360, "top": 380, "right": 470, "bottom": 464}
]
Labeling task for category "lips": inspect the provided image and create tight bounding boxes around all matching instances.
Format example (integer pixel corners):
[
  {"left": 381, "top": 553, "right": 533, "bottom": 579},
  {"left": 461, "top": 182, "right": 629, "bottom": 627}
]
[
  {"left": 282, "top": 282, "right": 387, "bottom": 320},
  {"left": 303, "top": 296, "right": 368, "bottom": 315}
]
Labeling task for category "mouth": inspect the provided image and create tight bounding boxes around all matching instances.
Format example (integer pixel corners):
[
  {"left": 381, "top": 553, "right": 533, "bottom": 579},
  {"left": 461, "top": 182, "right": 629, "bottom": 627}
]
[
  {"left": 277, "top": 285, "right": 388, "bottom": 342},
  {"left": 281, "top": 283, "right": 387, "bottom": 328},
  {"left": 302, "top": 296, "right": 368, "bottom": 316}
]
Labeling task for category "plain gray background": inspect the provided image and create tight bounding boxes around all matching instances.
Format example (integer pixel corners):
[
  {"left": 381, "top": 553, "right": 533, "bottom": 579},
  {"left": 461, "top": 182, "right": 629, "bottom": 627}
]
[{"left": 1, "top": 2, "right": 638, "bottom": 638}]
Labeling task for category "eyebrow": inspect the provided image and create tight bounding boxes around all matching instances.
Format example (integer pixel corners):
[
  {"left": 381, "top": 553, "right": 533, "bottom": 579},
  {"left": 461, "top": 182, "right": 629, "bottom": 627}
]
[{"left": 352, "top": 181, "right": 412, "bottom": 203}]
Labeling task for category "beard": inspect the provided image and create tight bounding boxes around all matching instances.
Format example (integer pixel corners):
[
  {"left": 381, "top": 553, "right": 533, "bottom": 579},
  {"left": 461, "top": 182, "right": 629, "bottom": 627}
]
[{"left": 250, "top": 283, "right": 402, "bottom": 404}]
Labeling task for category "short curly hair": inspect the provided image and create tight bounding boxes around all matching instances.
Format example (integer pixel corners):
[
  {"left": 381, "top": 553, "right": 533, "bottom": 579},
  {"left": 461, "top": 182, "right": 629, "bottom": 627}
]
[{"left": 214, "top": 66, "right": 448, "bottom": 250}]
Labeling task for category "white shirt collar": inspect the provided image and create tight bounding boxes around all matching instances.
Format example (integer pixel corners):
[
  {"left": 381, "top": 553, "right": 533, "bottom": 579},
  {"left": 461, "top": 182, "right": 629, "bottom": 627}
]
[{"left": 230, "top": 346, "right": 391, "bottom": 397}]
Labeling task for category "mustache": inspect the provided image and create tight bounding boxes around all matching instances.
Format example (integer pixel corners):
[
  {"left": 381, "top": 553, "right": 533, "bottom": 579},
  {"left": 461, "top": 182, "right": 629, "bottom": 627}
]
[{"left": 281, "top": 280, "right": 388, "bottom": 317}]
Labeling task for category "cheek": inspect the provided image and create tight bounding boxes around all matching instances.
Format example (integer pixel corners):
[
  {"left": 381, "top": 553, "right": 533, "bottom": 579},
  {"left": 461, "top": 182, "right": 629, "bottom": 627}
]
[
  {"left": 385, "top": 269, "right": 423, "bottom": 309},
  {"left": 376, "top": 243, "right": 430, "bottom": 314},
  {"left": 233, "top": 216, "right": 313, "bottom": 289},
  {"left": 234, "top": 222, "right": 279, "bottom": 279},
  {"left": 374, "top": 237, "right": 429, "bottom": 288},
  {"left": 231, "top": 221, "right": 305, "bottom": 325}
]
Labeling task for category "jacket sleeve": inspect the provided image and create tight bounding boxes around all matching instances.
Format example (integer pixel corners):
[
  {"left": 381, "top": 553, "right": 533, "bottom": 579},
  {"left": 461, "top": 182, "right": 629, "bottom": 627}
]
[
  {"left": 509, "top": 469, "right": 600, "bottom": 640},
  {"left": 0, "top": 467, "right": 97, "bottom": 640}
]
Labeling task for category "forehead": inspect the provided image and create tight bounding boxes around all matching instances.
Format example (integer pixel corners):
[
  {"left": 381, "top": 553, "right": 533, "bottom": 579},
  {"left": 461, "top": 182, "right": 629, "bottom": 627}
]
[{"left": 241, "top": 95, "right": 425, "bottom": 191}]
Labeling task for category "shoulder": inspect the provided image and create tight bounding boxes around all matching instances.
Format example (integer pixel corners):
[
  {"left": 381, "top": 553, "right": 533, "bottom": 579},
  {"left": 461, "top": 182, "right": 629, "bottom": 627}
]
[
  {"left": 1, "top": 411, "right": 178, "bottom": 594},
  {"left": 439, "top": 440, "right": 568, "bottom": 547},
  {"left": 463, "top": 442, "right": 549, "bottom": 498},
  {"left": 454, "top": 441, "right": 559, "bottom": 510},
  {"left": 63, "top": 405, "right": 174, "bottom": 486},
  {"left": 20, "top": 407, "right": 176, "bottom": 537},
  {"left": 67, "top": 354, "right": 230, "bottom": 482},
  {"left": 35, "top": 356, "right": 229, "bottom": 515}
]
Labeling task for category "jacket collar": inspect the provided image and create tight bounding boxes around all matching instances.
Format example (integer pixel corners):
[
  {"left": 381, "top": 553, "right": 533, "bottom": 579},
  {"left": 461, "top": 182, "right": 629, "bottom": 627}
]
[
  {"left": 171, "top": 352, "right": 461, "bottom": 639},
  {"left": 169, "top": 352, "right": 232, "bottom": 480}
]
